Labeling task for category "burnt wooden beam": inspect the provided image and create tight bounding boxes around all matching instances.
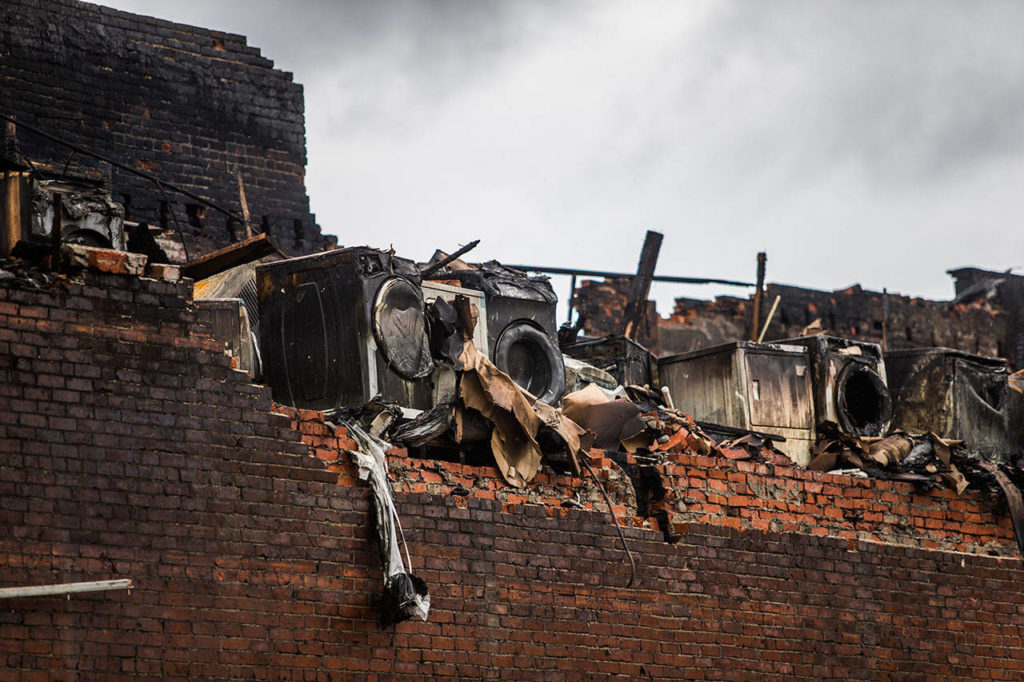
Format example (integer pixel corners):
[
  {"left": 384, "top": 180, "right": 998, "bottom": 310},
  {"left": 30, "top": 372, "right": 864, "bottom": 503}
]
[
  {"left": 419, "top": 239, "right": 480, "bottom": 279},
  {"left": 182, "top": 233, "right": 283, "bottom": 281},
  {"left": 623, "top": 230, "right": 663, "bottom": 341},
  {"left": 750, "top": 251, "right": 766, "bottom": 341}
]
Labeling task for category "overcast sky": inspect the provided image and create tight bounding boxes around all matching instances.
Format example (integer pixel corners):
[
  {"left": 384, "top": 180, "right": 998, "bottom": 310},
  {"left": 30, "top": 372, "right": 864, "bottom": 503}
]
[{"left": 102, "top": 0, "right": 1024, "bottom": 311}]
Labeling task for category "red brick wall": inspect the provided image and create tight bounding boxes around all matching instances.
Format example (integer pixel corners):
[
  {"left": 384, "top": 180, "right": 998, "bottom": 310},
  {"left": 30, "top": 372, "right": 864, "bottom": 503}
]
[{"left": 2, "top": 269, "right": 1024, "bottom": 680}]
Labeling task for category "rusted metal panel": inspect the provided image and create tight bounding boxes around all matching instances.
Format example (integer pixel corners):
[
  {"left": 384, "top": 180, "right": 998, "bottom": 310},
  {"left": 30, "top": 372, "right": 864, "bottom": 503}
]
[
  {"left": 886, "top": 348, "right": 1016, "bottom": 458},
  {"left": 658, "top": 341, "right": 815, "bottom": 465},
  {"left": 195, "top": 298, "right": 259, "bottom": 377},
  {"left": 183, "top": 233, "right": 282, "bottom": 281}
]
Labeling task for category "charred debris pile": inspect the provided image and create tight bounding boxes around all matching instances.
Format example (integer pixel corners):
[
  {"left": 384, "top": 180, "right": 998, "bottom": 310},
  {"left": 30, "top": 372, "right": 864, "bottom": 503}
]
[{"left": 4, "top": 170, "right": 1024, "bottom": 623}]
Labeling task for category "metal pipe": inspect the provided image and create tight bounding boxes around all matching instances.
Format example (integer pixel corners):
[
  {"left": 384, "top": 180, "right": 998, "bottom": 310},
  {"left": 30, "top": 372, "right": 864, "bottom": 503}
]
[
  {"left": 419, "top": 239, "right": 480, "bottom": 279},
  {"left": 503, "top": 263, "right": 754, "bottom": 287},
  {"left": 0, "top": 579, "right": 133, "bottom": 599}
]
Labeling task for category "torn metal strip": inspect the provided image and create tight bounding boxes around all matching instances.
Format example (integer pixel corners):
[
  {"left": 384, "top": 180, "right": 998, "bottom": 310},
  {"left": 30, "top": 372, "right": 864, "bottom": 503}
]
[
  {"left": 342, "top": 421, "right": 430, "bottom": 625},
  {"left": 977, "top": 460, "right": 1024, "bottom": 558}
]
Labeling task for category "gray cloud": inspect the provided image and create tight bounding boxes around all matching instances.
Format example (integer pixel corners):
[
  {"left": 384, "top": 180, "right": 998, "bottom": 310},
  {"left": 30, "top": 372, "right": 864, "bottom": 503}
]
[{"left": 100, "top": 0, "right": 1024, "bottom": 308}]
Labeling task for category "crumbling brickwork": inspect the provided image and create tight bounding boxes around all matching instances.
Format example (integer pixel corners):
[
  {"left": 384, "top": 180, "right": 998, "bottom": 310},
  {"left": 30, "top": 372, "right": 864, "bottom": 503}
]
[
  {"left": 579, "top": 277, "right": 1010, "bottom": 362},
  {"left": 575, "top": 277, "right": 661, "bottom": 351},
  {"left": 0, "top": 0, "right": 335, "bottom": 258},
  {"left": 2, "top": 268, "right": 1024, "bottom": 679}
]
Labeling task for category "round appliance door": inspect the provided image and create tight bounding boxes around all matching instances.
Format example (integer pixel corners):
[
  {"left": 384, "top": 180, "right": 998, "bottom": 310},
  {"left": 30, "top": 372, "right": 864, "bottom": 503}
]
[
  {"left": 493, "top": 321, "right": 566, "bottom": 405},
  {"left": 372, "top": 277, "right": 434, "bottom": 380}
]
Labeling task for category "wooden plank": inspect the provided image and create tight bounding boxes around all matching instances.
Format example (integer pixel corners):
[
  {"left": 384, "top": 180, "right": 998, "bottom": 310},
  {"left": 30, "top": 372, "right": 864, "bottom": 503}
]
[
  {"left": 235, "top": 167, "right": 252, "bottom": 239},
  {"left": 0, "top": 579, "right": 132, "bottom": 599},
  {"left": 2, "top": 171, "right": 22, "bottom": 257},
  {"left": 623, "top": 230, "right": 663, "bottom": 341},
  {"left": 182, "top": 233, "right": 283, "bottom": 281}
]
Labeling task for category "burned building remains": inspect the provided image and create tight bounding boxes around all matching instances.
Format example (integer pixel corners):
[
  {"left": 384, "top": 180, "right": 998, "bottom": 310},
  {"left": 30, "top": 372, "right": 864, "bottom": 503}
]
[{"left": 2, "top": 2, "right": 1024, "bottom": 681}]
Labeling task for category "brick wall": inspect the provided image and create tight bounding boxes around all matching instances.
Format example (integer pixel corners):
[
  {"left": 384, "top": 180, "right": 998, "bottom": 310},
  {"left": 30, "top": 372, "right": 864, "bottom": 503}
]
[
  {"left": 577, "top": 276, "right": 1009, "bottom": 362},
  {"left": 2, "top": 267, "right": 1024, "bottom": 679},
  {"left": 0, "top": 0, "right": 335, "bottom": 258}
]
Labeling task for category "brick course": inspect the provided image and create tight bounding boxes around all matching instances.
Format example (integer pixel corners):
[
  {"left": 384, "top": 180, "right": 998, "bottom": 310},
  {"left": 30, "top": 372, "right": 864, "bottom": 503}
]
[{"left": 1, "top": 268, "right": 1023, "bottom": 679}]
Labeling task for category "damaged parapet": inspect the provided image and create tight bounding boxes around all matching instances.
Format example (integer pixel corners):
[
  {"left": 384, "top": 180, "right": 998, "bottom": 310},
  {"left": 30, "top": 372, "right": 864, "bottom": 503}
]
[
  {"left": 659, "top": 341, "right": 816, "bottom": 465},
  {"left": 886, "top": 348, "right": 1022, "bottom": 460}
]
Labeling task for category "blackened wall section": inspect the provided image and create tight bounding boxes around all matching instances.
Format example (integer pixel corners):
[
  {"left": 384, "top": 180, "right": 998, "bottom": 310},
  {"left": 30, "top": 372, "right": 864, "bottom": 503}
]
[
  {"left": 0, "top": 0, "right": 335, "bottom": 258},
  {"left": 579, "top": 277, "right": 1010, "bottom": 363}
]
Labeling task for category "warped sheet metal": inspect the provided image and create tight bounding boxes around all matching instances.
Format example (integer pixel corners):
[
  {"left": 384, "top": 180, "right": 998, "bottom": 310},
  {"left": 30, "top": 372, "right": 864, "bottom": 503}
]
[
  {"left": 343, "top": 422, "right": 430, "bottom": 625},
  {"left": 456, "top": 338, "right": 590, "bottom": 486},
  {"left": 977, "top": 460, "right": 1024, "bottom": 559}
]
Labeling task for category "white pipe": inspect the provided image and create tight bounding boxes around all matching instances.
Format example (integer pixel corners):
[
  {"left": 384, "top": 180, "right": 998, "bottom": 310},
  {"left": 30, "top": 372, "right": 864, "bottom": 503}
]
[{"left": 0, "top": 579, "right": 132, "bottom": 599}]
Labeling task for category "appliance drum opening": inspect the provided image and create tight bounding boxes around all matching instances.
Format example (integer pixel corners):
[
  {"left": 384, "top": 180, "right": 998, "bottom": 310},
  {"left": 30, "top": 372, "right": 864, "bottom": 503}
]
[
  {"left": 494, "top": 322, "right": 565, "bottom": 405},
  {"left": 836, "top": 364, "right": 892, "bottom": 436}
]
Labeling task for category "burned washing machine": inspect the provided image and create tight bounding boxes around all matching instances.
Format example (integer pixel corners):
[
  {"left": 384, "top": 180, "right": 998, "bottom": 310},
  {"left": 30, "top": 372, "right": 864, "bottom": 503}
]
[
  {"left": 775, "top": 335, "right": 892, "bottom": 438},
  {"left": 448, "top": 261, "right": 565, "bottom": 405},
  {"left": 658, "top": 341, "right": 816, "bottom": 465},
  {"left": 257, "top": 247, "right": 435, "bottom": 411},
  {"left": 885, "top": 348, "right": 1019, "bottom": 458}
]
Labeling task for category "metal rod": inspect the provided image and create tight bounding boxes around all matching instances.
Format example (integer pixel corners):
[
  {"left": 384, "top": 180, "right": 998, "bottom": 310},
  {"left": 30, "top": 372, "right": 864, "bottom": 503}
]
[
  {"left": 0, "top": 113, "right": 244, "bottom": 223},
  {"left": 503, "top": 264, "right": 754, "bottom": 287},
  {"left": 419, "top": 239, "right": 481, "bottom": 279},
  {"left": 567, "top": 273, "right": 577, "bottom": 325},
  {"left": 0, "top": 579, "right": 133, "bottom": 599},
  {"left": 581, "top": 456, "right": 636, "bottom": 587},
  {"left": 757, "top": 295, "right": 782, "bottom": 343},
  {"left": 50, "top": 191, "right": 62, "bottom": 272}
]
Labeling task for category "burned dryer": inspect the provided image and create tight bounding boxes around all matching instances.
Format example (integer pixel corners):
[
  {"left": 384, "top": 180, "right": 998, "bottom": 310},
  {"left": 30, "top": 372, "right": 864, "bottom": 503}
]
[
  {"left": 885, "top": 348, "right": 1018, "bottom": 458},
  {"left": 449, "top": 261, "right": 565, "bottom": 404},
  {"left": 658, "top": 341, "right": 816, "bottom": 465},
  {"left": 775, "top": 335, "right": 892, "bottom": 438},
  {"left": 257, "top": 247, "right": 435, "bottom": 411}
]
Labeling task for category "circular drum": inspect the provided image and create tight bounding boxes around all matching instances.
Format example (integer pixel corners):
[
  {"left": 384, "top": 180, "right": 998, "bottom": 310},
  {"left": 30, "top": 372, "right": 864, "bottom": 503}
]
[
  {"left": 835, "top": 362, "right": 892, "bottom": 436},
  {"left": 372, "top": 277, "right": 434, "bottom": 380},
  {"left": 493, "top": 321, "right": 566, "bottom": 405}
]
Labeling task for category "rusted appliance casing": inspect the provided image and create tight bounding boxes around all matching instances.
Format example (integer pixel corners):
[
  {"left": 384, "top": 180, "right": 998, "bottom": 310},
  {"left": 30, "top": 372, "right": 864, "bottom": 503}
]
[
  {"left": 658, "top": 341, "right": 816, "bottom": 465},
  {"left": 257, "top": 247, "right": 435, "bottom": 412},
  {"left": 195, "top": 298, "right": 259, "bottom": 378},
  {"left": 774, "top": 335, "right": 892, "bottom": 438},
  {"left": 885, "top": 348, "right": 1020, "bottom": 459},
  {"left": 449, "top": 263, "right": 565, "bottom": 404}
]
